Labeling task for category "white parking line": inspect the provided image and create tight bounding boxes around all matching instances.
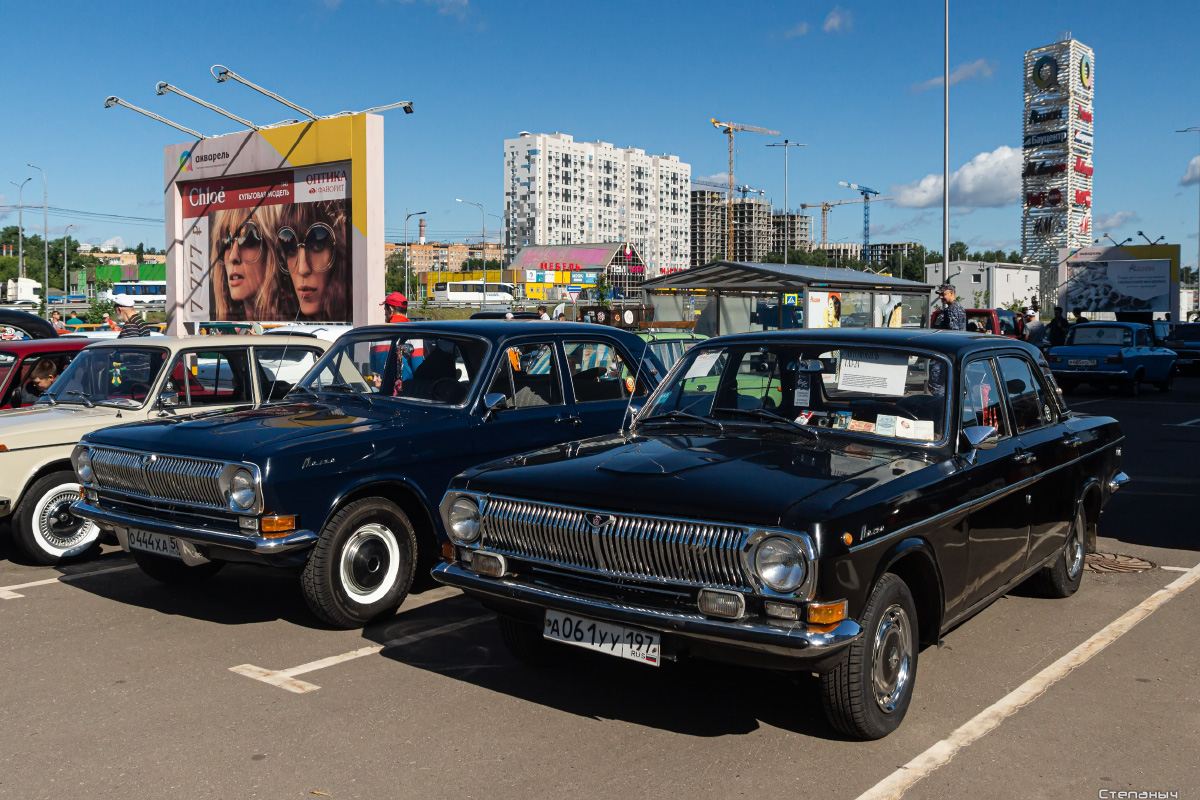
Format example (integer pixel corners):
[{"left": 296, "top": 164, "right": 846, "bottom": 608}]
[
  {"left": 0, "top": 564, "right": 139, "bottom": 600},
  {"left": 1166, "top": 417, "right": 1200, "bottom": 427},
  {"left": 230, "top": 613, "right": 491, "bottom": 693},
  {"left": 1160, "top": 565, "right": 1190, "bottom": 572},
  {"left": 855, "top": 560, "right": 1200, "bottom": 800}
]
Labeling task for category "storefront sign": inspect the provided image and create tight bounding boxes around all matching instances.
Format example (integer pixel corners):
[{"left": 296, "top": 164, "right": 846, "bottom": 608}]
[
  {"left": 1079, "top": 54, "right": 1093, "bottom": 90},
  {"left": 1078, "top": 104, "right": 1093, "bottom": 123},
  {"left": 1033, "top": 217, "right": 1063, "bottom": 235},
  {"left": 1023, "top": 129, "right": 1068, "bottom": 149},
  {"left": 1026, "top": 188, "right": 1063, "bottom": 207},
  {"left": 1074, "top": 130, "right": 1094, "bottom": 147},
  {"left": 1073, "top": 156, "right": 1094, "bottom": 177},
  {"left": 1032, "top": 55, "right": 1059, "bottom": 90},
  {"left": 1074, "top": 190, "right": 1092, "bottom": 207},
  {"left": 1023, "top": 160, "right": 1067, "bottom": 177},
  {"left": 1029, "top": 107, "right": 1064, "bottom": 124}
]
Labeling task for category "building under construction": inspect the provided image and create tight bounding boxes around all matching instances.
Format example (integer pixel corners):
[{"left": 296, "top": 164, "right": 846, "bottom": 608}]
[
  {"left": 689, "top": 189, "right": 776, "bottom": 266},
  {"left": 732, "top": 197, "right": 774, "bottom": 262},
  {"left": 772, "top": 212, "right": 814, "bottom": 255},
  {"left": 690, "top": 189, "right": 727, "bottom": 268}
]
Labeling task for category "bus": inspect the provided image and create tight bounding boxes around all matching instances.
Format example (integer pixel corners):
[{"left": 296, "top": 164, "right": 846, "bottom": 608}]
[
  {"left": 104, "top": 281, "right": 167, "bottom": 304},
  {"left": 433, "top": 280, "right": 515, "bottom": 306}
]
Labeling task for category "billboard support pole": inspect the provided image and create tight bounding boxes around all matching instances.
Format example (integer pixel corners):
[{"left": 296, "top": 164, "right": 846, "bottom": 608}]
[
  {"left": 1180, "top": 127, "right": 1200, "bottom": 300},
  {"left": 155, "top": 82, "right": 262, "bottom": 130},
  {"left": 104, "top": 96, "right": 208, "bottom": 139},
  {"left": 211, "top": 65, "right": 318, "bottom": 121}
]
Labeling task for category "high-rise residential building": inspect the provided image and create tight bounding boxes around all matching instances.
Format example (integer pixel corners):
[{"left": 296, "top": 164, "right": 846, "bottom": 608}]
[
  {"left": 1021, "top": 35, "right": 1094, "bottom": 266},
  {"left": 772, "top": 212, "right": 814, "bottom": 255},
  {"left": 864, "top": 242, "right": 920, "bottom": 265},
  {"left": 504, "top": 132, "right": 691, "bottom": 276}
]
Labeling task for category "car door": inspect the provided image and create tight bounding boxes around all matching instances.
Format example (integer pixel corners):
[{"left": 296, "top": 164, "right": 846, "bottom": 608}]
[
  {"left": 996, "top": 353, "right": 1075, "bottom": 572},
  {"left": 960, "top": 356, "right": 1033, "bottom": 608},
  {"left": 472, "top": 339, "right": 576, "bottom": 462},
  {"left": 562, "top": 337, "right": 651, "bottom": 441}
]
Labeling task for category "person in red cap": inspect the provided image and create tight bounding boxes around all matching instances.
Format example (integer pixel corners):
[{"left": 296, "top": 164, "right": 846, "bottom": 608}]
[{"left": 381, "top": 292, "right": 409, "bottom": 323}]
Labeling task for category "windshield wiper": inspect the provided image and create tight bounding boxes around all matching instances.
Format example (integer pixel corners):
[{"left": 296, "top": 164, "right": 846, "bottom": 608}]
[
  {"left": 286, "top": 385, "right": 320, "bottom": 402},
  {"left": 41, "top": 390, "right": 59, "bottom": 406},
  {"left": 63, "top": 390, "right": 95, "bottom": 408},
  {"left": 636, "top": 410, "right": 725, "bottom": 432},
  {"left": 314, "top": 383, "right": 376, "bottom": 408},
  {"left": 712, "top": 407, "right": 820, "bottom": 439}
]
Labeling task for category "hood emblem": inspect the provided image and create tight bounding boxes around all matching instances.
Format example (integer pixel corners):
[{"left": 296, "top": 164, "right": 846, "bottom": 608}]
[
  {"left": 587, "top": 513, "right": 615, "bottom": 531},
  {"left": 140, "top": 454, "right": 157, "bottom": 468}
]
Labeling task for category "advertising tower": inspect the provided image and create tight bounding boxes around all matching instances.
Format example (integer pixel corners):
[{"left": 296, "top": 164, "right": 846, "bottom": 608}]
[{"left": 1021, "top": 36, "right": 1095, "bottom": 268}]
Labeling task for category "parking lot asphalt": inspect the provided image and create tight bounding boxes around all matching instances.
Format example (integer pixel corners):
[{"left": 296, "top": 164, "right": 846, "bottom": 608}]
[{"left": 1, "top": 376, "right": 1197, "bottom": 800}]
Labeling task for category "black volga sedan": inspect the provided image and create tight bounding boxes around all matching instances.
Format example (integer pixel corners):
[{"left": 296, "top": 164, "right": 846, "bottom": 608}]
[{"left": 433, "top": 329, "right": 1127, "bottom": 739}]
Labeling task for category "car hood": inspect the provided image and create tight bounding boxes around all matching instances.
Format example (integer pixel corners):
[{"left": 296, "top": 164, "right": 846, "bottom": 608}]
[
  {"left": 0, "top": 404, "right": 127, "bottom": 452},
  {"left": 462, "top": 431, "right": 933, "bottom": 529},
  {"left": 82, "top": 399, "right": 454, "bottom": 462}
]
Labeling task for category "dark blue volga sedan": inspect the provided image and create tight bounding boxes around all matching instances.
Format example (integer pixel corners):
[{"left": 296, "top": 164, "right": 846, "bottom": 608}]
[{"left": 71, "top": 321, "right": 663, "bottom": 628}]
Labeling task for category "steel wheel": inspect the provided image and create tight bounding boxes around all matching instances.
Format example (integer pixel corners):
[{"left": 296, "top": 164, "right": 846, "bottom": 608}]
[
  {"left": 872, "top": 604, "right": 914, "bottom": 713},
  {"left": 339, "top": 523, "right": 401, "bottom": 605},
  {"left": 1064, "top": 524, "right": 1084, "bottom": 581},
  {"left": 14, "top": 471, "right": 102, "bottom": 565}
]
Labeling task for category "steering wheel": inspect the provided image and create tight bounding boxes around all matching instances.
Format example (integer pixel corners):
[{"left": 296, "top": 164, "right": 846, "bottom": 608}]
[
  {"left": 431, "top": 378, "right": 460, "bottom": 403},
  {"left": 576, "top": 367, "right": 606, "bottom": 382},
  {"left": 126, "top": 382, "right": 151, "bottom": 401}
]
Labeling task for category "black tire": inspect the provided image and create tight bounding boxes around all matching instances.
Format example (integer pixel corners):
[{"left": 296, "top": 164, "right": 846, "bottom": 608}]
[
  {"left": 1155, "top": 370, "right": 1174, "bottom": 393},
  {"left": 498, "top": 615, "right": 566, "bottom": 668},
  {"left": 13, "top": 470, "right": 102, "bottom": 566},
  {"left": 1125, "top": 376, "right": 1141, "bottom": 397},
  {"left": 132, "top": 549, "right": 224, "bottom": 585},
  {"left": 1031, "top": 507, "right": 1085, "bottom": 598},
  {"left": 301, "top": 497, "right": 416, "bottom": 629},
  {"left": 820, "top": 573, "right": 919, "bottom": 740}
]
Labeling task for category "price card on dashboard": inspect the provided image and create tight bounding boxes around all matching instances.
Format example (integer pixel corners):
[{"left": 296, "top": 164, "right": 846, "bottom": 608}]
[
  {"left": 793, "top": 374, "right": 811, "bottom": 407},
  {"left": 684, "top": 351, "right": 722, "bottom": 380},
  {"left": 836, "top": 349, "right": 908, "bottom": 396}
]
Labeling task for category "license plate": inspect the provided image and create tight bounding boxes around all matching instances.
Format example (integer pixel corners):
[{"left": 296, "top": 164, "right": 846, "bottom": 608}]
[
  {"left": 543, "top": 610, "right": 660, "bottom": 666},
  {"left": 1178, "top": 358, "right": 1194, "bottom": 365},
  {"left": 128, "top": 529, "right": 182, "bottom": 560},
  {"left": 1068, "top": 358, "right": 1097, "bottom": 367}
]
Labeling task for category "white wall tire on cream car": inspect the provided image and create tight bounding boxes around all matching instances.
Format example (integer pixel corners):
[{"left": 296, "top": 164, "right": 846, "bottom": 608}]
[
  {"left": 301, "top": 498, "right": 417, "bottom": 629},
  {"left": 13, "top": 471, "right": 102, "bottom": 565}
]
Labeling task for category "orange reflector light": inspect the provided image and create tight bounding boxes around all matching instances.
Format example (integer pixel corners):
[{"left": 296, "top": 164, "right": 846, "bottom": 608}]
[
  {"left": 842, "top": 532, "right": 853, "bottom": 546},
  {"left": 807, "top": 599, "right": 848, "bottom": 626},
  {"left": 260, "top": 515, "right": 296, "bottom": 535},
  {"left": 442, "top": 542, "right": 455, "bottom": 560},
  {"left": 0, "top": 444, "right": 7, "bottom": 451}
]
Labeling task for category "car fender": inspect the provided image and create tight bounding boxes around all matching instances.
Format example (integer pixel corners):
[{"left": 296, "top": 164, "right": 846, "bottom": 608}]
[{"left": 320, "top": 473, "right": 443, "bottom": 546}]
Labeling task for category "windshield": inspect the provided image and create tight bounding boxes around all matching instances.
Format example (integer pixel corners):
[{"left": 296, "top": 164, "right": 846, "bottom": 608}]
[
  {"left": 639, "top": 342, "right": 949, "bottom": 443},
  {"left": 1066, "top": 326, "right": 1132, "bottom": 346},
  {"left": 47, "top": 346, "right": 169, "bottom": 407},
  {"left": 0, "top": 351, "right": 15, "bottom": 388},
  {"left": 293, "top": 332, "right": 489, "bottom": 406},
  {"left": 1169, "top": 324, "right": 1200, "bottom": 342}
]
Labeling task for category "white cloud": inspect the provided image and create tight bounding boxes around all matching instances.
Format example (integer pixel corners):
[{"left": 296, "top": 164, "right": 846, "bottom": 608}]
[
  {"left": 784, "top": 21, "right": 809, "bottom": 38},
  {"left": 1093, "top": 210, "right": 1141, "bottom": 232},
  {"left": 1182, "top": 155, "right": 1200, "bottom": 186},
  {"left": 891, "top": 145, "right": 1021, "bottom": 209},
  {"left": 912, "top": 59, "right": 996, "bottom": 93},
  {"left": 823, "top": 5, "right": 853, "bottom": 33},
  {"left": 102, "top": 236, "right": 125, "bottom": 250}
]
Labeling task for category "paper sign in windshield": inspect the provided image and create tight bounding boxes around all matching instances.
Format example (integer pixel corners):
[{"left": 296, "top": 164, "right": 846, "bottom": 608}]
[
  {"left": 794, "top": 374, "right": 811, "bottom": 407},
  {"left": 837, "top": 349, "right": 908, "bottom": 396},
  {"left": 684, "top": 351, "right": 722, "bottom": 380}
]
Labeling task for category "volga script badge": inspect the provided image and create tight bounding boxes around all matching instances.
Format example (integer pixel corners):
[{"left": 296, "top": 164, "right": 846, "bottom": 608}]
[{"left": 587, "top": 514, "right": 615, "bottom": 530}]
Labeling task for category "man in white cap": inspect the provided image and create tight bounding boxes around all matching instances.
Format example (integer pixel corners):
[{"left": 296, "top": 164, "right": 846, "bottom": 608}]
[
  {"left": 113, "top": 295, "right": 150, "bottom": 339},
  {"left": 1023, "top": 308, "right": 1046, "bottom": 348}
]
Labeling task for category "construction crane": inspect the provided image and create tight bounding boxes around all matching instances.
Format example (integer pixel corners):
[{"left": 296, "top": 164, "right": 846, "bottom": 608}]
[
  {"left": 689, "top": 178, "right": 728, "bottom": 192},
  {"left": 800, "top": 199, "right": 867, "bottom": 250},
  {"left": 711, "top": 117, "right": 780, "bottom": 257},
  {"left": 736, "top": 185, "right": 765, "bottom": 198},
  {"left": 838, "top": 181, "right": 881, "bottom": 261}
]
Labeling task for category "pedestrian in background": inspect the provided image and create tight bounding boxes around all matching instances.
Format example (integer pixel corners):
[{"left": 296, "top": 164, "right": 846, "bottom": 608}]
[
  {"left": 1023, "top": 309, "right": 1047, "bottom": 347},
  {"left": 1071, "top": 308, "right": 1089, "bottom": 324},
  {"left": 113, "top": 295, "right": 150, "bottom": 338},
  {"left": 1047, "top": 307, "right": 1070, "bottom": 347},
  {"left": 381, "top": 292, "right": 409, "bottom": 323},
  {"left": 101, "top": 312, "right": 118, "bottom": 331},
  {"left": 933, "top": 284, "right": 966, "bottom": 331},
  {"left": 50, "top": 310, "right": 66, "bottom": 333},
  {"left": 536, "top": 305, "right": 550, "bottom": 320}
]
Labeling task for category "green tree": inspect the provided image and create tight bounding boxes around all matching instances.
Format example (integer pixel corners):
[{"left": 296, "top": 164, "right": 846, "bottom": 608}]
[
  {"left": 948, "top": 241, "right": 969, "bottom": 261},
  {"left": 593, "top": 273, "right": 614, "bottom": 307},
  {"left": 134, "top": 243, "right": 145, "bottom": 264}
]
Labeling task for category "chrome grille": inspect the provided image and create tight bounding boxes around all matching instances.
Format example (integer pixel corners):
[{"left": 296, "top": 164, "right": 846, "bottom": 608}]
[
  {"left": 91, "top": 447, "right": 226, "bottom": 508},
  {"left": 480, "top": 497, "right": 751, "bottom": 590}
]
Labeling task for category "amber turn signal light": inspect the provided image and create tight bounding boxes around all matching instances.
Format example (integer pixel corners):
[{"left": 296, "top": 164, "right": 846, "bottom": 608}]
[
  {"left": 807, "top": 599, "right": 848, "bottom": 625},
  {"left": 442, "top": 542, "right": 455, "bottom": 560},
  {"left": 260, "top": 515, "right": 296, "bottom": 535}
]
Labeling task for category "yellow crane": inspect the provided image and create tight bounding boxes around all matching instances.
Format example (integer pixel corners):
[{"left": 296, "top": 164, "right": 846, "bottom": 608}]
[
  {"left": 800, "top": 196, "right": 894, "bottom": 250},
  {"left": 711, "top": 117, "right": 779, "bottom": 257}
]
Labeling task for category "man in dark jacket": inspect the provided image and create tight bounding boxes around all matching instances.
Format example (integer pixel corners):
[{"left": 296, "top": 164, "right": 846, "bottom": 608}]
[
  {"left": 1047, "top": 307, "right": 1071, "bottom": 346},
  {"left": 933, "top": 284, "right": 966, "bottom": 331}
]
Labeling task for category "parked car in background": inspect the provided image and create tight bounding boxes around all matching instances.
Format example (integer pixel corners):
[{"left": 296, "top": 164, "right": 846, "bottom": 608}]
[
  {"left": 962, "top": 308, "right": 1022, "bottom": 337},
  {"left": 1162, "top": 323, "right": 1200, "bottom": 374},
  {"left": 637, "top": 330, "right": 708, "bottom": 372},
  {"left": 1, "top": 338, "right": 94, "bottom": 410},
  {"left": 72, "top": 322, "right": 664, "bottom": 628},
  {"left": 433, "top": 329, "right": 1126, "bottom": 739},
  {"left": 0, "top": 336, "right": 326, "bottom": 565},
  {"left": 0, "top": 309, "right": 60, "bottom": 340},
  {"left": 1047, "top": 322, "right": 1176, "bottom": 395}
]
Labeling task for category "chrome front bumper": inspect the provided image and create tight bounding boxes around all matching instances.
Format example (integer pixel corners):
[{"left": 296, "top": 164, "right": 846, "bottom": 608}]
[
  {"left": 71, "top": 500, "right": 318, "bottom": 554},
  {"left": 432, "top": 562, "right": 862, "bottom": 663}
]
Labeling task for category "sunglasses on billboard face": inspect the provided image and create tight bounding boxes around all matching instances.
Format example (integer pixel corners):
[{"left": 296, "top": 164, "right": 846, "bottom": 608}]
[
  {"left": 218, "top": 221, "right": 264, "bottom": 264},
  {"left": 278, "top": 223, "right": 336, "bottom": 273}
]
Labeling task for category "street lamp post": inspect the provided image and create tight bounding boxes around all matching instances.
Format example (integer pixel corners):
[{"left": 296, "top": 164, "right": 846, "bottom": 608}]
[
  {"left": 456, "top": 199, "right": 486, "bottom": 310},
  {"left": 63, "top": 224, "right": 76, "bottom": 303},
  {"left": 942, "top": 0, "right": 950, "bottom": 285},
  {"left": 28, "top": 164, "right": 48, "bottom": 316},
  {"left": 766, "top": 140, "right": 806, "bottom": 267},
  {"left": 10, "top": 177, "right": 31, "bottom": 280},
  {"left": 1178, "top": 128, "right": 1200, "bottom": 303},
  {"left": 404, "top": 209, "right": 426, "bottom": 302}
]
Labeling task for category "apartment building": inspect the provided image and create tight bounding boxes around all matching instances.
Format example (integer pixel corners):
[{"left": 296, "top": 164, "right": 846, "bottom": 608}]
[
  {"left": 689, "top": 189, "right": 727, "bottom": 268},
  {"left": 771, "top": 212, "right": 814, "bottom": 255},
  {"left": 731, "top": 197, "right": 774, "bottom": 262},
  {"left": 864, "top": 242, "right": 920, "bottom": 265},
  {"left": 387, "top": 241, "right": 503, "bottom": 272},
  {"left": 823, "top": 242, "right": 864, "bottom": 265},
  {"left": 504, "top": 132, "right": 691, "bottom": 276}
]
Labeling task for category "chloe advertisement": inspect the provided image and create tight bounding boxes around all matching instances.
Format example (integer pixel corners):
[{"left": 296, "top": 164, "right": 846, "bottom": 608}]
[{"left": 178, "top": 162, "right": 352, "bottom": 323}]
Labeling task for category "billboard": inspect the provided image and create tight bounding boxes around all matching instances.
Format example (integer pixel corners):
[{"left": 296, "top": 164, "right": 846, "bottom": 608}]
[
  {"left": 179, "top": 164, "right": 351, "bottom": 322},
  {"left": 1058, "top": 244, "right": 1181, "bottom": 317},
  {"left": 164, "top": 115, "right": 384, "bottom": 333}
]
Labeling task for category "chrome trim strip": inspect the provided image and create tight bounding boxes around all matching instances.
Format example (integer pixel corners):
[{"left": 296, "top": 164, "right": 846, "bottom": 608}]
[{"left": 71, "top": 500, "right": 316, "bottom": 553}]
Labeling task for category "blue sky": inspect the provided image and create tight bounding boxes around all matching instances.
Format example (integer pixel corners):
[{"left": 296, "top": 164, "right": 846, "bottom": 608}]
[{"left": 2, "top": 0, "right": 1198, "bottom": 268}]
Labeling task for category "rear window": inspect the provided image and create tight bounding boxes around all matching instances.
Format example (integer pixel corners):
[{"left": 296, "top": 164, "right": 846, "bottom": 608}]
[
  {"left": 1066, "top": 326, "right": 1131, "bottom": 346},
  {"left": 1170, "top": 324, "right": 1200, "bottom": 342}
]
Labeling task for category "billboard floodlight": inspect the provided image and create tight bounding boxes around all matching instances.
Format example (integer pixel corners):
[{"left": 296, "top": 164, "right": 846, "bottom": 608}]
[
  {"left": 155, "top": 81, "right": 261, "bottom": 131},
  {"left": 332, "top": 101, "right": 415, "bottom": 117},
  {"left": 211, "top": 65, "right": 319, "bottom": 121},
  {"left": 104, "top": 96, "right": 208, "bottom": 139}
]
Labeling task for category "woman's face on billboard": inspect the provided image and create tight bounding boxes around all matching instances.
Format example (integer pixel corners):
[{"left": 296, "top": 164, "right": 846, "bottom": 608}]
[
  {"left": 280, "top": 221, "right": 336, "bottom": 317},
  {"left": 222, "top": 220, "right": 265, "bottom": 302}
]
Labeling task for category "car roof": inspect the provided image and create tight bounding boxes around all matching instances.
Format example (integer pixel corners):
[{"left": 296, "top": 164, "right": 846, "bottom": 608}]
[
  {"left": 346, "top": 319, "right": 648, "bottom": 346},
  {"left": 82, "top": 334, "right": 330, "bottom": 352},
  {"left": 698, "top": 327, "right": 1043, "bottom": 357},
  {"left": 0, "top": 337, "right": 98, "bottom": 353},
  {"left": 1073, "top": 321, "right": 1146, "bottom": 330}
]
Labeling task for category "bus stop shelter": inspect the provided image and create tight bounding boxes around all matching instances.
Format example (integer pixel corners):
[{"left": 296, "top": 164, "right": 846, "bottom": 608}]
[{"left": 641, "top": 261, "right": 934, "bottom": 337}]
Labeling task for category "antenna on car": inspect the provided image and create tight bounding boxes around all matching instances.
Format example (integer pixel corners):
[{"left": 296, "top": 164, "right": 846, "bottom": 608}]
[{"left": 621, "top": 333, "right": 652, "bottom": 434}]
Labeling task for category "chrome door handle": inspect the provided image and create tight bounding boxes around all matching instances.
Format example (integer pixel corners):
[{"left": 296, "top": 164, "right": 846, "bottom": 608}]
[
  {"left": 556, "top": 415, "right": 582, "bottom": 426},
  {"left": 1062, "top": 436, "right": 1082, "bottom": 448},
  {"left": 1014, "top": 452, "right": 1037, "bottom": 464}
]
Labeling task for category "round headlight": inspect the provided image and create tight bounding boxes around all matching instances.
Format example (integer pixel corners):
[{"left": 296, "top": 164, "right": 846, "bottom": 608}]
[
  {"left": 76, "top": 450, "right": 94, "bottom": 484},
  {"left": 229, "top": 469, "right": 256, "bottom": 510},
  {"left": 447, "top": 496, "right": 481, "bottom": 544},
  {"left": 754, "top": 537, "right": 807, "bottom": 593}
]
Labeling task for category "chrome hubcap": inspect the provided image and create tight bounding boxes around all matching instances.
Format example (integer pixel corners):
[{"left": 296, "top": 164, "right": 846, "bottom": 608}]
[
  {"left": 872, "top": 604, "right": 913, "bottom": 713},
  {"left": 339, "top": 523, "right": 400, "bottom": 604},
  {"left": 1065, "top": 517, "right": 1084, "bottom": 580},
  {"left": 38, "top": 487, "right": 97, "bottom": 551}
]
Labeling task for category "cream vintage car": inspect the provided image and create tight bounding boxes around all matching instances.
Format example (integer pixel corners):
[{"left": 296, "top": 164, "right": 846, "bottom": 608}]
[{"left": 0, "top": 335, "right": 327, "bottom": 564}]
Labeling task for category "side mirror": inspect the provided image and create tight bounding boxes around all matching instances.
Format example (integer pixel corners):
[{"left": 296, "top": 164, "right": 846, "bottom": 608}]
[
  {"left": 157, "top": 392, "right": 181, "bottom": 409},
  {"left": 482, "top": 392, "right": 509, "bottom": 421},
  {"left": 961, "top": 425, "right": 999, "bottom": 451}
]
